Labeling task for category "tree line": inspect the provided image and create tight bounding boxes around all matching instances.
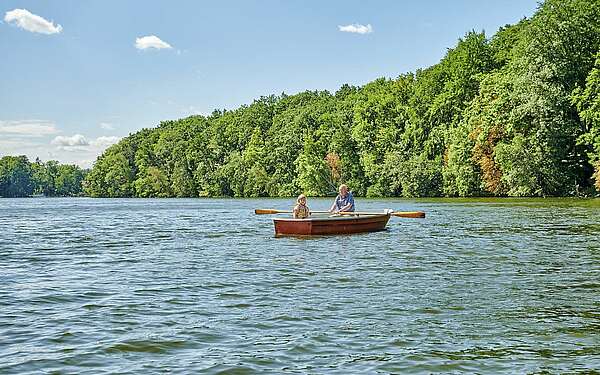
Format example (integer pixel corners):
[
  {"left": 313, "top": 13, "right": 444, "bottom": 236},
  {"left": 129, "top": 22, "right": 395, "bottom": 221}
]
[
  {"left": 83, "top": 0, "right": 600, "bottom": 197},
  {"left": 0, "top": 156, "right": 86, "bottom": 198}
]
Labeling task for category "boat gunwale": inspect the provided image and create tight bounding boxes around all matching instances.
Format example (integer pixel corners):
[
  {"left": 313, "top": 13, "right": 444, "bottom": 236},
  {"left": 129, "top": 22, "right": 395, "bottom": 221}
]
[{"left": 272, "top": 213, "right": 390, "bottom": 223}]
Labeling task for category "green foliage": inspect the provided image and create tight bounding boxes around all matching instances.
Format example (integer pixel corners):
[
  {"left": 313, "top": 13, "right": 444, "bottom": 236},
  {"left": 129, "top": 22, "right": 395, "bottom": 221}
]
[
  {"left": 383, "top": 153, "right": 443, "bottom": 197},
  {"left": 0, "top": 156, "right": 85, "bottom": 197},
  {"left": 83, "top": 0, "right": 600, "bottom": 198},
  {"left": 84, "top": 149, "right": 134, "bottom": 197},
  {"left": 134, "top": 166, "right": 171, "bottom": 197},
  {"left": 0, "top": 156, "right": 33, "bottom": 197},
  {"left": 54, "top": 164, "right": 86, "bottom": 196},
  {"left": 573, "top": 52, "right": 600, "bottom": 191},
  {"left": 443, "top": 123, "right": 483, "bottom": 197},
  {"left": 295, "top": 132, "right": 333, "bottom": 196}
]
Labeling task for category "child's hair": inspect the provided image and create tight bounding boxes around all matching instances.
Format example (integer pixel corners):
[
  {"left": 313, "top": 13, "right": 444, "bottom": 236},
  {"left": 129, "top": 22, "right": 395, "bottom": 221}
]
[{"left": 297, "top": 194, "right": 307, "bottom": 204}]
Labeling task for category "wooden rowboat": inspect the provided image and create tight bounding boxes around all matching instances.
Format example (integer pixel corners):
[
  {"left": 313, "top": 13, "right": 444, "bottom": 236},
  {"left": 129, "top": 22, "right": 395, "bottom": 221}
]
[{"left": 273, "top": 212, "right": 391, "bottom": 236}]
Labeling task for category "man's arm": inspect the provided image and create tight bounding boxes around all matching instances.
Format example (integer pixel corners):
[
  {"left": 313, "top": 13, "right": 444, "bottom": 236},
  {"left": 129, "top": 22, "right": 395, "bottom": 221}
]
[
  {"left": 329, "top": 196, "right": 339, "bottom": 213},
  {"left": 329, "top": 201, "right": 337, "bottom": 213},
  {"left": 339, "top": 203, "right": 352, "bottom": 212}
]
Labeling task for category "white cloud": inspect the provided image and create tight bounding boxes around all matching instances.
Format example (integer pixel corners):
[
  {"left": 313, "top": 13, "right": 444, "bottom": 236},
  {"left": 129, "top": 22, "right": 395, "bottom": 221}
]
[
  {"left": 51, "top": 134, "right": 121, "bottom": 150},
  {"left": 0, "top": 123, "right": 120, "bottom": 168},
  {"left": 135, "top": 35, "right": 173, "bottom": 50},
  {"left": 0, "top": 120, "right": 59, "bottom": 136},
  {"left": 51, "top": 134, "right": 89, "bottom": 147},
  {"left": 338, "top": 23, "right": 373, "bottom": 34},
  {"left": 90, "top": 136, "right": 121, "bottom": 148},
  {"left": 100, "top": 122, "right": 115, "bottom": 130},
  {"left": 4, "top": 8, "right": 62, "bottom": 34}
]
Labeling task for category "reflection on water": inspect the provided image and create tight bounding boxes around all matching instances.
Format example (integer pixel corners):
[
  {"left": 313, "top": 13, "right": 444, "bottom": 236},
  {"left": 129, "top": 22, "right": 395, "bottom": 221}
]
[{"left": 1, "top": 197, "right": 599, "bottom": 374}]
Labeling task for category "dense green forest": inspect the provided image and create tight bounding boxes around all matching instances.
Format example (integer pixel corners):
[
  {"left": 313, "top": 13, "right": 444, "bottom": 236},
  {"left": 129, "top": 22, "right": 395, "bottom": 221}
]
[
  {"left": 83, "top": 0, "right": 600, "bottom": 198},
  {"left": 0, "top": 156, "right": 86, "bottom": 198}
]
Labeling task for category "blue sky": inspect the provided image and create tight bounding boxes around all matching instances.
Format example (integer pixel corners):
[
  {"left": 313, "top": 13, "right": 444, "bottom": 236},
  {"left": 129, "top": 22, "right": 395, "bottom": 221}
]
[{"left": 0, "top": 0, "right": 539, "bottom": 167}]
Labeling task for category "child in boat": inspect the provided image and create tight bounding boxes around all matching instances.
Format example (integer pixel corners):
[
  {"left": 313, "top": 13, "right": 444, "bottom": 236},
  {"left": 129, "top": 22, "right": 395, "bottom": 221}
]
[{"left": 293, "top": 194, "right": 310, "bottom": 219}]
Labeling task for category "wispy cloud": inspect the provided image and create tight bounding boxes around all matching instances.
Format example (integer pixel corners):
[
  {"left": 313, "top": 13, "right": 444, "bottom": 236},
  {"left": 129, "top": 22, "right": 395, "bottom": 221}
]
[
  {"left": 0, "top": 120, "right": 59, "bottom": 136},
  {"left": 135, "top": 35, "right": 173, "bottom": 50},
  {"left": 0, "top": 139, "right": 42, "bottom": 149},
  {"left": 77, "top": 159, "right": 95, "bottom": 169},
  {"left": 338, "top": 23, "right": 373, "bottom": 34},
  {"left": 4, "top": 9, "right": 62, "bottom": 34},
  {"left": 100, "top": 122, "right": 115, "bottom": 130},
  {"left": 51, "top": 134, "right": 120, "bottom": 151},
  {"left": 0, "top": 121, "right": 120, "bottom": 168},
  {"left": 186, "top": 106, "right": 211, "bottom": 117},
  {"left": 90, "top": 136, "right": 120, "bottom": 148}
]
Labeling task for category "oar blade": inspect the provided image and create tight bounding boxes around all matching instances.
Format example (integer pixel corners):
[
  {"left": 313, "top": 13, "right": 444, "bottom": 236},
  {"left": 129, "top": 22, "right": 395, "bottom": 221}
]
[
  {"left": 392, "top": 211, "right": 426, "bottom": 218},
  {"left": 255, "top": 209, "right": 293, "bottom": 215},
  {"left": 255, "top": 209, "right": 279, "bottom": 215}
]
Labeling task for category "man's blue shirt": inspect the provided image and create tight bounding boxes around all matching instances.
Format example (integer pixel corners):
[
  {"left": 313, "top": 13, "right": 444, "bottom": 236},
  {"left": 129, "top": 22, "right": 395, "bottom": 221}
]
[{"left": 334, "top": 191, "right": 355, "bottom": 212}]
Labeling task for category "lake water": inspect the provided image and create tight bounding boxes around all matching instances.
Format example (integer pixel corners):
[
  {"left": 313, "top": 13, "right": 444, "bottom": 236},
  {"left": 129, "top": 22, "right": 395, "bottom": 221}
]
[{"left": 1, "top": 197, "right": 599, "bottom": 374}]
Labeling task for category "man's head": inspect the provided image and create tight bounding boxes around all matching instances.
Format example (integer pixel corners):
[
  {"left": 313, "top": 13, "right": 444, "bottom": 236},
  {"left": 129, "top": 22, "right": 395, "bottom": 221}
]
[{"left": 339, "top": 184, "right": 348, "bottom": 196}]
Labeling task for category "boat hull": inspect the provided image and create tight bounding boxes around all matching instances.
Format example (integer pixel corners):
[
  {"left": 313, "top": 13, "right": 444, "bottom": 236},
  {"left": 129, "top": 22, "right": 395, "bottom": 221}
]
[{"left": 273, "top": 213, "right": 390, "bottom": 236}]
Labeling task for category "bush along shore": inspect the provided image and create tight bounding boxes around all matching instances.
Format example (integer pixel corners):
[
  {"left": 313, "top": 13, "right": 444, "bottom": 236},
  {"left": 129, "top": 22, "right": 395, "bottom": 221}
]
[{"left": 0, "top": 156, "right": 86, "bottom": 198}]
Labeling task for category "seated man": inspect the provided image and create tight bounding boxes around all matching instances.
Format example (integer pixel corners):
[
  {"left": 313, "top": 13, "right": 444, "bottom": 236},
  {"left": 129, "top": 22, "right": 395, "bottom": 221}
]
[{"left": 329, "top": 184, "right": 355, "bottom": 213}]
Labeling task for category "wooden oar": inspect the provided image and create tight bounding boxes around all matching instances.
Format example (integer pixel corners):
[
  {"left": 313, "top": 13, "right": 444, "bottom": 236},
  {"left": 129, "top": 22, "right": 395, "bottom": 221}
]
[
  {"left": 333, "top": 211, "right": 425, "bottom": 218},
  {"left": 254, "top": 209, "right": 291, "bottom": 214},
  {"left": 393, "top": 211, "right": 425, "bottom": 218},
  {"left": 254, "top": 209, "right": 425, "bottom": 218}
]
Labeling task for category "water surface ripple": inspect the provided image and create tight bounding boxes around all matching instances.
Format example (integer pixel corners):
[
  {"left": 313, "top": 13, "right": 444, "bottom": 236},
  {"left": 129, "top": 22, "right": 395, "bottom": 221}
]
[{"left": 1, "top": 198, "right": 599, "bottom": 374}]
